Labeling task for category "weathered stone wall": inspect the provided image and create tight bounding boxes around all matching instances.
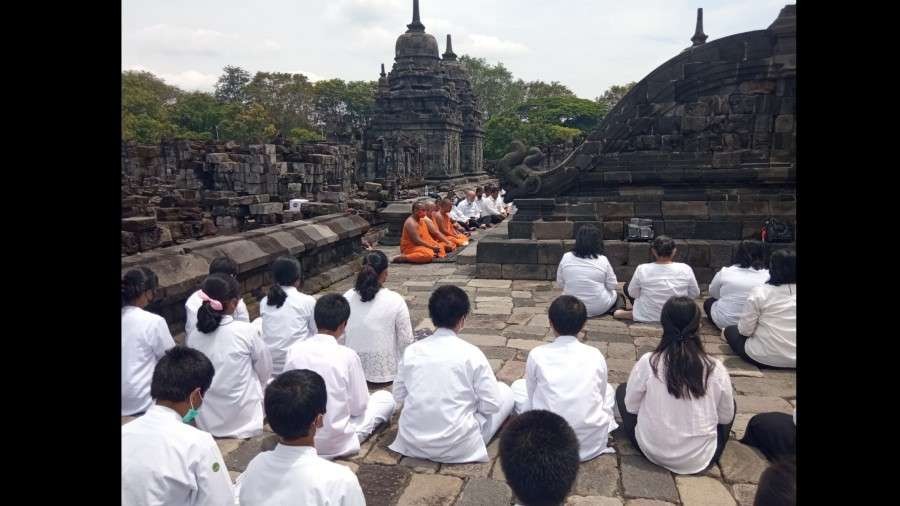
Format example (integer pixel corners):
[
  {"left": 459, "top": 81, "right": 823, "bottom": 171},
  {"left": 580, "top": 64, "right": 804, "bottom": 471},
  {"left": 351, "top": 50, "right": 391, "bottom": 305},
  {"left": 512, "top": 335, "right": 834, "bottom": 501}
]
[{"left": 122, "top": 213, "right": 369, "bottom": 338}]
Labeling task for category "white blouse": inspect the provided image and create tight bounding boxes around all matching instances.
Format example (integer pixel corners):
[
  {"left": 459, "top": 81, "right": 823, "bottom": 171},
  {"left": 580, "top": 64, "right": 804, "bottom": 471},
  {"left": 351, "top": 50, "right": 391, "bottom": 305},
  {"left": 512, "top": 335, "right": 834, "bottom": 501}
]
[
  {"left": 342, "top": 287, "right": 414, "bottom": 383},
  {"left": 389, "top": 328, "right": 506, "bottom": 463},
  {"left": 556, "top": 252, "right": 619, "bottom": 317},
  {"left": 260, "top": 286, "right": 318, "bottom": 375},
  {"left": 525, "top": 335, "right": 618, "bottom": 461},
  {"left": 237, "top": 445, "right": 365, "bottom": 506},
  {"left": 628, "top": 262, "right": 701, "bottom": 322},
  {"left": 188, "top": 316, "right": 273, "bottom": 439},
  {"left": 184, "top": 289, "right": 250, "bottom": 337},
  {"left": 708, "top": 266, "right": 770, "bottom": 328},
  {"left": 624, "top": 352, "right": 735, "bottom": 474},
  {"left": 122, "top": 306, "right": 176, "bottom": 416},
  {"left": 738, "top": 284, "right": 796, "bottom": 368}
]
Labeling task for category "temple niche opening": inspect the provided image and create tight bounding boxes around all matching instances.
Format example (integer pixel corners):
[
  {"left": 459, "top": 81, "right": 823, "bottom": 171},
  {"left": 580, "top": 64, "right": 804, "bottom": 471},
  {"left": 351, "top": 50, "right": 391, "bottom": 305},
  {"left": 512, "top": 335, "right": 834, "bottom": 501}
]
[{"left": 363, "top": 0, "right": 485, "bottom": 188}]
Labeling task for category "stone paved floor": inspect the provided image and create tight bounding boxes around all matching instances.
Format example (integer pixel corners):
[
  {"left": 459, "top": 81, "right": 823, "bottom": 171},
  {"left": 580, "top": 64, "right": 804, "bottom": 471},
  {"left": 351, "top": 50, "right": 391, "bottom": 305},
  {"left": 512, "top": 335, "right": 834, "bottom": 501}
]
[{"left": 126, "top": 224, "right": 796, "bottom": 506}]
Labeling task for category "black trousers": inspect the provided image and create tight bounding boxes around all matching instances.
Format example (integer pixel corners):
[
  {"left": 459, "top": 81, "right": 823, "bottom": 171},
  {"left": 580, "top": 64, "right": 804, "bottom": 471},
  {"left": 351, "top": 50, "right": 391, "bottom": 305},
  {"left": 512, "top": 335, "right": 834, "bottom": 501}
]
[
  {"left": 457, "top": 218, "right": 479, "bottom": 230},
  {"left": 615, "top": 383, "right": 735, "bottom": 469},
  {"left": 703, "top": 298, "right": 719, "bottom": 329},
  {"left": 604, "top": 293, "right": 627, "bottom": 315},
  {"left": 623, "top": 280, "right": 636, "bottom": 305},
  {"left": 480, "top": 215, "right": 503, "bottom": 225},
  {"left": 740, "top": 412, "right": 796, "bottom": 462},
  {"left": 722, "top": 325, "right": 791, "bottom": 370}
]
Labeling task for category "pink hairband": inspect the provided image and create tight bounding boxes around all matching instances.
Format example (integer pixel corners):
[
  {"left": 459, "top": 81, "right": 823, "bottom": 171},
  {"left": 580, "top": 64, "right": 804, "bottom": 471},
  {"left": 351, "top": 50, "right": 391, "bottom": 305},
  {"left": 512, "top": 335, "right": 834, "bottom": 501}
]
[{"left": 198, "top": 290, "right": 223, "bottom": 311}]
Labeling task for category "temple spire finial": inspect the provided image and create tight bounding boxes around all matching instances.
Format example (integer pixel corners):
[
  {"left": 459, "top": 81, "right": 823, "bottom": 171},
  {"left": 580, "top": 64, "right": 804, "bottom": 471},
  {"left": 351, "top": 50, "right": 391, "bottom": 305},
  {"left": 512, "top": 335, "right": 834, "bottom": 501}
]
[
  {"left": 380, "top": 63, "right": 386, "bottom": 77},
  {"left": 407, "top": 0, "right": 425, "bottom": 32},
  {"left": 691, "top": 7, "right": 708, "bottom": 46},
  {"left": 442, "top": 34, "right": 457, "bottom": 60}
]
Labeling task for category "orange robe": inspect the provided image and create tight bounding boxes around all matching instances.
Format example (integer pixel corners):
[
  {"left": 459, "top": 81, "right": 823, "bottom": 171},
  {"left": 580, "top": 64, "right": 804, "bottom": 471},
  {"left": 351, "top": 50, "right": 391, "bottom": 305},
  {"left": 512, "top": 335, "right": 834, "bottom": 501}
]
[
  {"left": 424, "top": 215, "right": 455, "bottom": 253},
  {"left": 437, "top": 211, "right": 469, "bottom": 247},
  {"left": 400, "top": 218, "right": 445, "bottom": 263}
]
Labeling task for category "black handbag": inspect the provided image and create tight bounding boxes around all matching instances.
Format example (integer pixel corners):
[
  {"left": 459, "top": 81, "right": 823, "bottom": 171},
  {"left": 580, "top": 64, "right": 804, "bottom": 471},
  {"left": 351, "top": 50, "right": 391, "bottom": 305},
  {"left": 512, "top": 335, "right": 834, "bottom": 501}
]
[
  {"left": 626, "top": 218, "right": 654, "bottom": 242},
  {"left": 761, "top": 218, "right": 794, "bottom": 243}
]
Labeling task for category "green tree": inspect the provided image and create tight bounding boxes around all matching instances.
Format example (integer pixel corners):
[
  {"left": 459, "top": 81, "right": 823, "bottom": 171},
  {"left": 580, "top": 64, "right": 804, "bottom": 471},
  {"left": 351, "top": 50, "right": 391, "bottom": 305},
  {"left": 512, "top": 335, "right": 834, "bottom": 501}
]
[
  {"left": 515, "top": 96, "right": 607, "bottom": 132},
  {"left": 595, "top": 81, "right": 636, "bottom": 110},
  {"left": 288, "top": 127, "right": 325, "bottom": 144},
  {"left": 170, "top": 91, "right": 227, "bottom": 140},
  {"left": 311, "top": 79, "right": 377, "bottom": 140},
  {"left": 458, "top": 55, "right": 526, "bottom": 120},
  {"left": 523, "top": 80, "right": 576, "bottom": 101},
  {"left": 214, "top": 65, "right": 251, "bottom": 104},
  {"left": 244, "top": 71, "right": 316, "bottom": 134},
  {"left": 218, "top": 103, "right": 276, "bottom": 143},
  {"left": 122, "top": 71, "right": 181, "bottom": 142}
]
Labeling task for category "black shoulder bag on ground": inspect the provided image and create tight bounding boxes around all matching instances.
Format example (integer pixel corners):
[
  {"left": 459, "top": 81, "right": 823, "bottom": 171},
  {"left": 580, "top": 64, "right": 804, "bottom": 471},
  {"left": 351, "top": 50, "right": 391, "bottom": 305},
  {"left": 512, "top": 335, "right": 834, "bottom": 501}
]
[{"left": 761, "top": 218, "right": 794, "bottom": 243}]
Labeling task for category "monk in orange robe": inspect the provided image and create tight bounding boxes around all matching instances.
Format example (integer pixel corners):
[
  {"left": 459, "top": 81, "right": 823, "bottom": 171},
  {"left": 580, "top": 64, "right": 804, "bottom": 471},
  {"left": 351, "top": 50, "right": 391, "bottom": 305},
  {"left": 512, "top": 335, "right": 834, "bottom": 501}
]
[
  {"left": 434, "top": 198, "right": 469, "bottom": 247},
  {"left": 423, "top": 200, "right": 456, "bottom": 254},
  {"left": 392, "top": 201, "right": 445, "bottom": 263}
]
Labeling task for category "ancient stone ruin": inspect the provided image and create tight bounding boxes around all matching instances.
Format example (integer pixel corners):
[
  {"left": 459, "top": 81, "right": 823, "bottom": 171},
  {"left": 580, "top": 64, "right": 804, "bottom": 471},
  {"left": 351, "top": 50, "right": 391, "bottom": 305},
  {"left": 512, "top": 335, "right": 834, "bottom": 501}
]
[
  {"left": 482, "top": 5, "right": 797, "bottom": 282},
  {"left": 364, "top": 0, "right": 485, "bottom": 183}
]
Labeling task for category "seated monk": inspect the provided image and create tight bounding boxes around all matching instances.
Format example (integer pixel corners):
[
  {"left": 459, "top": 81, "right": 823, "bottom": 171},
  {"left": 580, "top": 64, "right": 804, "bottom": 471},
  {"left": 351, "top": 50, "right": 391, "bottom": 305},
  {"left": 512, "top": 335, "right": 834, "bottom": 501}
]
[
  {"left": 435, "top": 198, "right": 469, "bottom": 247},
  {"left": 392, "top": 201, "right": 445, "bottom": 264},
  {"left": 423, "top": 200, "right": 456, "bottom": 254}
]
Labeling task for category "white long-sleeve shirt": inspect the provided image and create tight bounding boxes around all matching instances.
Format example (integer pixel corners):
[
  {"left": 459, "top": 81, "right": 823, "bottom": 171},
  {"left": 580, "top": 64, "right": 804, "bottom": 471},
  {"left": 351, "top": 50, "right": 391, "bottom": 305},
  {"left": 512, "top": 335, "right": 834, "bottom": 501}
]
[
  {"left": 237, "top": 445, "right": 365, "bottom": 506},
  {"left": 343, "top": 287, "right": 414, "bottom": 383},
  {"left": 455, "top": 199, "right": 481, "bottom": 220},
  {"left": 188, "top": 316, "right": 273, "bottom": 439},
  {"left": 260, "top": 286, "right": 318, "bottom": 375},
  {"left": 525, "top": 335, "right": 618, "bottom": 461},
  {"left": 624, "top": 352, "right": 735, "bottom": 474},
  {"left": 283, "top": 334, "right": 370, "bottom": 459},
  {"left": 122, "top": 405, "right": 234, "bottom": 506},
  {"left": 738, "top": 284, "right": 796, "bottom": 368},
  {"left": 185, "top": 289, "right": 250, "bottom": 337},
  {"left": 556, "top": 252, "right": 619, "bottom": 317},
  {"left": 122, "top": 306, "right": 176, "bottom": 416},
  {"left": 449, "top": 205, "right": 466, "bottom": 223},
  {"left": 628, "top": 262, "right": 701, "bottom": 322},
  {"left": 479, "top": 196, "right": 501, "bottom": 217},
  {"left": 708, "top": 266, "right": 770, "bottom": 328},
  {"left": 389, "top": 327, "right": 505, "bottom": 463}
]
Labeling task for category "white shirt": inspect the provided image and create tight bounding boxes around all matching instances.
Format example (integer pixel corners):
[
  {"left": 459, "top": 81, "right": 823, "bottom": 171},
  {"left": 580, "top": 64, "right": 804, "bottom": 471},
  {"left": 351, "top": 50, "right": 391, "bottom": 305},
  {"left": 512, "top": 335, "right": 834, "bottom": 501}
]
[
  {"left": 237, "top": 445, "right": 364, "bottom": 506},
  {"left": 122, "top": 306, "right": 176, "bottom": 416},
  {"left": 628, "top": 262, "right": 701, "bottom": 322},
  {"left": 739, "top": 284, "right": 796, "bottom": 368},
  {"left": 260, "top": 286, "right": 318, "bottom": 375},
  {"left": 389, "top": 327, "right": 505, "bottom": 463},
  {"left": 624, "top": 352, "right": 735, "bottom": 474},
  {"left": 343, "top": 287, "right": 414, "bottom": 383},
  {"left": 122, "top": 404, "right": 234, "bottom": 506},
  {"left": 479, "top": 196, "right": 501, "bottom": 217},
  {"left": 455, "top": 199, "right": 481, "bottom": 220},
  {"left": 525, "top": 335, "right": 617, "bottom": 461},
  {"left": 708, "top": 266, "right": 770, "bottom": 328},
  {"left": 556, "top": 252, "right": 619, "bottom": 317},
  {"left": 449, "top": 205, "right": 466, "bottom": 222},
  {"left": 188, "top": 316, "right": 273, "bottom": 439},
  {"left": 185, "top": 289, "right": 250, "bottom": 337},
  {"left": 283, "top": 334, "right": 370, "bottom": 459}
]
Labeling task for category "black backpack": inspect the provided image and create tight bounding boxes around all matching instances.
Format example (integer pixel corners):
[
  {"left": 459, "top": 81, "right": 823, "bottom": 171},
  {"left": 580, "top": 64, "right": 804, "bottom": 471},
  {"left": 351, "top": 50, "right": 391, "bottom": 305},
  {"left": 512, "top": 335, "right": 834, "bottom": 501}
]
[{"left": 761, "top": 218, "right": 794, "bottom": 243}]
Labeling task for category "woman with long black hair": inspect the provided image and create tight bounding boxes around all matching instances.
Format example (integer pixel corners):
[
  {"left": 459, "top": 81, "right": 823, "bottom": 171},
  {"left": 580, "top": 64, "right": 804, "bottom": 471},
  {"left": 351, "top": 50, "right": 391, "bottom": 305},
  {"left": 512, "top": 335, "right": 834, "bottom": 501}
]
[
  {"left": 704, "top": 240, "right": 770, "bottom": 329},
  {"left": 616, "top": 296, "right": 736, "bottom": 474},
  {"left": 555, "top": 225, "right": 624, "bottom": 317},
  {"left": 260, "top": 256, "right": 318, "bottom": 375}
]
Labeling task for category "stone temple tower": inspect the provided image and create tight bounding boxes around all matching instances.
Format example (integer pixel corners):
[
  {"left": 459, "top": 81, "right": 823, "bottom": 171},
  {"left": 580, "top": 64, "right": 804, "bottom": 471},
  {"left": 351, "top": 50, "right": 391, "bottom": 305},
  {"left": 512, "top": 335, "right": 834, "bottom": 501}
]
[{"left": 365, "top": 0, "right": 484, "bottom": 183}]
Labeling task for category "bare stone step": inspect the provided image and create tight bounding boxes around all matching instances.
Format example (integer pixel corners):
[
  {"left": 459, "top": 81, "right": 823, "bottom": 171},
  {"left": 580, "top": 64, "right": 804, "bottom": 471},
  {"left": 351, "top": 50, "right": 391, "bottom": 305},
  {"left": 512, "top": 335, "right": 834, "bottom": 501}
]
[
  {"left": 675, "top": 476, "right": 736, "bottom": 506},
  {"left": 223, "top": 433, "right": 279, "bottom": 472},
  {"left": 415, "top": 318, "right": 434, "bottom": 331},
  {"left": 731, "top": 484, "right": 758, "bottom": 506},
  {"left": 502, "top": 326, "right": 550, "bottom": 339},
  {"left": 731, "top": 413, "right": 754, "bottom": 440},
  {"left": 496, "top": 360, "right": 526, "bottom": 384},
  {"left": 607, "top": 343, "right": 637, "bottom": 360},
  {"left": 397, "top": 473, "right": 463, "bottom": 505},
  {"left": 586, "top": 341, "right": 610, "bottom": 355},
  {"left": 468, "top": 279, "right": 512, "bottom": 288},
  {"left": 335, "top": 460, "right": 359, "bottom": 473},
  {"left": 719, "top": 441, "right": 768, "bottom": 484},
  {"left": 489, "top": 359, "right": 503, "bottom": 374},
  {"left": 585, "top": 319, "right": 629, "bottom": 331},
  {"left": 512, "top": 306, "right": 547, "bottom": 314},
  {"left": 567, "top": 497, "right": 624, "bottom": 506},
  {"left": 628, "top": 324, "right": 663, "bottom": 337},
  {"left": 507, "top": 339, "right": 544, "bottom": 351},
  {"left": 476, "top": 296, "right": 513, "bottom": 303},
  {"left": 459, "top": 334, "right": 507, "bottom": 347},
  {"left": 529, "top": 314, "right": 551, "bottom": 327},
  {"left": 399, "top": 457, "right": 440, "bottom": 474},
  {"left": 621, "top": 456, "right": 678, "bottom": 502},
  {"left": 512, "top": 290, "right": 533, "bottom": 298},
  {"left": 357, "top": 464, "right": 411, "bottom": 506},
  {"left": 716, "top": 356, "right": 763, "bottom": 378},
  {"left": 573, "top": 454, "right": 620, "bottom": 497},
  {"left": 456, "top": 478, "right": 513, "bottom": 506},
  {"left": 624, "top": 501, "right": 677, "bottom": 506},
  {"left": 731, "top": 376, "right": 796, "bottom": 397},
  {"left": 735, "top": 396, "right": 793, "bottom": 414},
  {"left": 506, "top": 312, "right": 534, "bottom": 325},
  {"left": 491, "top": 458, "right": 506, "bottom": 481},
  {"left": 481, "top": 346, "right": 517, "bottom": 360},
  {"left": 440, "top": 460, "right": 492, "bottom": 479},
  {"left": 585, "top": 330, "right": 635, "bottom": 344},
  {"left": 473, "top": 306, "right": 512, "bottom": 315},
  {"left": 215, "top": 438, "right": 242, "bottom": 459},
  {"left": 364, "top": 428, "right": 403, "bottom": 465}
]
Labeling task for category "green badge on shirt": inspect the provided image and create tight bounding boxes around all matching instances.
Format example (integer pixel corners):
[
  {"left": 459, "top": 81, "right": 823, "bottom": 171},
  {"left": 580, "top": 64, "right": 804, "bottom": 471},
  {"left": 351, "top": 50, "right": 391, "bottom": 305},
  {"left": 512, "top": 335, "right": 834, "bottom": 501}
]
[{"left": 212, "top": 462, "right": 220, "bottom": 472}]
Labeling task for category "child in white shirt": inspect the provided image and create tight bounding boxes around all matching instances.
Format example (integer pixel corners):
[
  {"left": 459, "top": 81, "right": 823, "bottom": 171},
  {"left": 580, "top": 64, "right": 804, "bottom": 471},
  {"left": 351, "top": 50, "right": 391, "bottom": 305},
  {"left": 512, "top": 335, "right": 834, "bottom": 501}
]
[{"left": 615, "top": 235, "right": 700, "bottom": 322}]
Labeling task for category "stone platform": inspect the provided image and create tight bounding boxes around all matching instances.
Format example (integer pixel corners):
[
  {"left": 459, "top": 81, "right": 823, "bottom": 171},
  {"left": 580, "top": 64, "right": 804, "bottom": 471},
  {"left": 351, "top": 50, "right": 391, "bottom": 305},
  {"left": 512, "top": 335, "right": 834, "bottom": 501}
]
[{"left": 126, "top": 243, "right": 795, "bottom": 506}]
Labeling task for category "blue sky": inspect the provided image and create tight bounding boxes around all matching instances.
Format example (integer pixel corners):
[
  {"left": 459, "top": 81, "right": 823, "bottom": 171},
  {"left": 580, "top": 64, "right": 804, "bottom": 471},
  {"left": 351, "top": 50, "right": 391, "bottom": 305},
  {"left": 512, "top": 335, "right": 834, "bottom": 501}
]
[{"left": 123, "top": 0, "right": 791, "bottom": 99}]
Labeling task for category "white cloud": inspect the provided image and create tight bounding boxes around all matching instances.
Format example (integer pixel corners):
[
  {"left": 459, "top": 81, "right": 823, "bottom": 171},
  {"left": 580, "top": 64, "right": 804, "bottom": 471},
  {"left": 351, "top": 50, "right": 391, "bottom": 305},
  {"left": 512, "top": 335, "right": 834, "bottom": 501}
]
[
  {"left": 131, "top": 24, "right": 236, "bottom": 57},
  {"left": 463, "top": 34, "right": 529, "bottom": 57},
  {"left": 286, "top": 70, "right": 326, "bottom": 82},
  {"left": 123, "top": 64, "right": 218, "bottom": 91},
  {"left": 351, "top": 25, "right": 396, "bottom": 49},
  {"left": 261, "top": 39, "right": 282, "bottom": 51}
]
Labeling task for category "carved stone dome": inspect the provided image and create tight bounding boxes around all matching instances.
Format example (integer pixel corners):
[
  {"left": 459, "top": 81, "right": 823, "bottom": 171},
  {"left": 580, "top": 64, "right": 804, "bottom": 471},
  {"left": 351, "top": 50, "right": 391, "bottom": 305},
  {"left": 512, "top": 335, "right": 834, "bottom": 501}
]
[{"left": 394, "top": 0, "right": 438, "bottom": 60}]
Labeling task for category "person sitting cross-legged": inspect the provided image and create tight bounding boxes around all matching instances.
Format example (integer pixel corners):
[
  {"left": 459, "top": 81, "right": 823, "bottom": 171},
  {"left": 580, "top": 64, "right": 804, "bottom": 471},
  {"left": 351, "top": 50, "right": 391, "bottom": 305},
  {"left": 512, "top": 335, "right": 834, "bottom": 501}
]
[
  {"left": 422, "top": 199, "right": 457, "bottom": 254},
  {"left": 282, "top": 293, "right": 396, "bottom": 460},
  {"left": 185, "top": 256, "right": 250, "bottom": 338},
  {"left": 236, "top": 369, "right": 366, "bottom": 506},
  {"left": 499, "top": 410, "right": 580, "bottom": 506},
  {"left": 615, "top": 235, "right": 700, "bottom": 322},
  {"left": 616, "top": 296, "right": 736, "bottom": 474},
  {"left": 455, "top": 190, "right": 485, "bottom": 230},
  {"left": 389, "top": 285, "right": 515, "bottom": 463},
  {"left": 434, "top": 197, "right": 470, "bottom": 247},
  {"left": 392, "top": 200, "right": 445, "bottom": 264},
  {"left": 510, "top": 295, "right": 618, "bottom": 461},
  {"left": 741, "top": 409, "right": 796, "bottom": 462},
  {"left": 753, "top": 457, "right": 796, "bottom": 506},
  {"left": 556, "top": 225, "right": 625, "bottom": 317},
  {"left": 704, "top": 240, "right": 770, "bottom": 330}
]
